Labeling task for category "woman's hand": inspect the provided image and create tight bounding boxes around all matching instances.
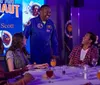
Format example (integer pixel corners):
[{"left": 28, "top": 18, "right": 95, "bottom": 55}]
[
  {"left": 33, "top": 63, "right": 49, "bottom": 69},
  {"left": 26, "top": 64, "right": 34, "bottom": 70}
]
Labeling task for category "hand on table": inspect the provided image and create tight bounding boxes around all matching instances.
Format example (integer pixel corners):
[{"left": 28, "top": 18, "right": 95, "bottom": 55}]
[
  {"left": 33, "top": 63, "right": 49, "bottom": 69},
  {"left": 26, "top": 64, "right": 34, "bottom": 70}
]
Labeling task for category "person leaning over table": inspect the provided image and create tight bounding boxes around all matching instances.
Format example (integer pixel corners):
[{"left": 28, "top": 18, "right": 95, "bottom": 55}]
[
  {"left": 69, "top": 32, "right": 99, "bottom": 66},
  {"left": 6, "top": 32, "right": 48, "bottom": 72}
]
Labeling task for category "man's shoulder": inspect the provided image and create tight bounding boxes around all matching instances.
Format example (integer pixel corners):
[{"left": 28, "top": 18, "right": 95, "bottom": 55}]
[
  {"left": 74, "top": 45, "right": 82, "bottom": 49},
  {"left": 29, "top": 16, "right": 38, "bottom": 21},
  {"left": 47, "top": 19, "right": 54, "bottom": 24},
  {"left": 91, "top": 45, "right": 98, "bottom": 50},
  {"left": 71, "top": 45, "right": 82, "bottom": 52},
  {"left": 30, "top": 17, "right": 36, "bottom": 21},
  {"left": 25, "top": 17, "right": 38, "bottom": 26}
]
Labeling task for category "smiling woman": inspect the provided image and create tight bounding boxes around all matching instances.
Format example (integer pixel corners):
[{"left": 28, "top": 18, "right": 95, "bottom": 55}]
[{"left": 0, "top": 23, "right": 14, "bottom": 28}]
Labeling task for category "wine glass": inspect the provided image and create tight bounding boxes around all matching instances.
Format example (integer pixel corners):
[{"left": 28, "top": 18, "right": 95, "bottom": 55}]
[
  {"left": 50, "top": 59, "right": 56, "bottom": 70},
  {"left": 46, "top": 68, "right": 54, "bottom": 83},
  {"left": 61, "top": 65, "right": 67, "bottom": 75},
  {"left": 92, "top": 58, "right": 97, "bottom": 67}
]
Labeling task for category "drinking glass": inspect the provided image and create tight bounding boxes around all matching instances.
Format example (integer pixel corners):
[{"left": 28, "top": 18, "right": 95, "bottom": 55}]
[
  {"left": 61, "top": 65, "right": 67, "bottom": 75},
  {"left": 50, "top": 59, "right": 56, "bottom": 70},
  {"left": 46, "top": 68, "right": 54, "bottom": 83},
  {"left": 92, "top": 58, "right": 97, "bottom": 67},
  {"left": 97, "top": 70, "right": 100, "bottom": 80}
]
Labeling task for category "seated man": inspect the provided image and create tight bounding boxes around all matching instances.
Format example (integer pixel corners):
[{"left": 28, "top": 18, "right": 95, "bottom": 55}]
[{"left": 69, "top": 32, "right": 99, "bottom": 66}]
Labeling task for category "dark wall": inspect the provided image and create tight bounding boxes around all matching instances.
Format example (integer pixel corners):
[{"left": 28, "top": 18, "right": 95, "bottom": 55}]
[
  {"left": 80, "top": 0, "right": 100, "bottom": 42},
  {"left": 46, "top": 0, "right": 71, "bottom": 65},
  {"left": 46, "top": 0, "right": 100, "bottom": 64},
  {"left": 71, "top": 0, "right": 100, "bottom": 45}
]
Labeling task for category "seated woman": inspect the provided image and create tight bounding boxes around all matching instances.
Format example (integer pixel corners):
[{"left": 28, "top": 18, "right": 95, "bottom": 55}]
[
  {"left": 69, "top": 32, "right": 99, "bottom": 66},
  {"left": 0, "top": 37, "right": 34, "bottom": 85},
  {"left": 6, "top": 32, "right": 48, "bottom": 72}
]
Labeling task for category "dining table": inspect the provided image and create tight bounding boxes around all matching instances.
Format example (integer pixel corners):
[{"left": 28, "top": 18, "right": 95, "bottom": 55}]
[{"left": 24, "top": 66, "right": 100, "bottom": 85}]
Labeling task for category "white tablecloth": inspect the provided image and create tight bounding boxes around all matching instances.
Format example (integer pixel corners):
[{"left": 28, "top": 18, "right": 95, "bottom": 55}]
[
  {"left": 26, "top": 66, "right": 100, "bottom": 85},
  {"left": 19, "top": 66, "right": 100, "bottom": 85}
]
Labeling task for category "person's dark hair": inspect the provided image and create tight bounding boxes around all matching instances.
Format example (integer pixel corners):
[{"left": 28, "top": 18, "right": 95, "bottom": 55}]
[
  {"left": 39, "top": 4, "right": 50, "bottom": 11},
  {"left": 87, "top": 32, "right": 96, "bottom": 45},
  {"left": 0, "top": 37, "right": 4, "bottom": 54},
  {"left": 7, "top": 32, "right": 28, "bottom": 55}
]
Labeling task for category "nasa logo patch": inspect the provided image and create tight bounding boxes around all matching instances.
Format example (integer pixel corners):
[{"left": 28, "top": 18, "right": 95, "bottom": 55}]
[
  {"left": 37, "top": 23, "right": 43, "bottom": 29},
  {"left": 47, "top": 25, "right": 52, "bottom": 29}
]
